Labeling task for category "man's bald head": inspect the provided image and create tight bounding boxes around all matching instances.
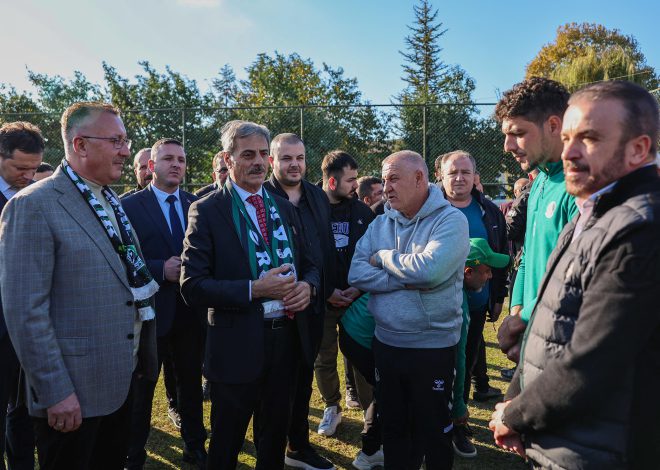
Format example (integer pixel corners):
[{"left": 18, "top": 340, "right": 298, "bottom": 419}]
[
  {"left": 383, "top": 151, "right": 429, "bottom": 181},
  {"left": 133, "top": 148, "right": 152, "bottom": 188},
  {"left": 382, "top": 150, "right": 430, "bottom": 219},
  {"left": 513, "top": 177, "right": 529, "bottom": 198}
]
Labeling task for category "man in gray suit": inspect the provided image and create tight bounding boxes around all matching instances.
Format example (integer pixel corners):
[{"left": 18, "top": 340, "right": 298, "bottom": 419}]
[{"left": 0, "top": 102, "right": 158, "bottom": 470}]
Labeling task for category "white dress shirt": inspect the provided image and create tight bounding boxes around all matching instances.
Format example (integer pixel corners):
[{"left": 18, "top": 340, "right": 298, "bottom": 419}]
[
  {"left": 231, "top": 181, "right": 264, "bottom": 233},
  {"left": 150, "top": 184, "right": 185, "bottom": 234},
  {"left": 0, "top": 175, "right": 18, "bottom": 201}
]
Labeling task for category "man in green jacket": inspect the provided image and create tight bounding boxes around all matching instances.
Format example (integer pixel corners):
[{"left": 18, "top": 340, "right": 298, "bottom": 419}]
[{"left": 495, "top": 77, "right": 578, "bottom": 362}]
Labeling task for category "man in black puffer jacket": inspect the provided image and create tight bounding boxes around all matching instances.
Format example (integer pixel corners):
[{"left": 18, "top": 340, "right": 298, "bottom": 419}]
[{"left": 490, "top": 81, "right": 660, "bottom": 469}]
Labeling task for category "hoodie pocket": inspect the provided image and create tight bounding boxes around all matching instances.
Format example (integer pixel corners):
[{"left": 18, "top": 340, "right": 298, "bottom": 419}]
[{"left": 419, "top": 289, "right": 460, "bottom": 331}]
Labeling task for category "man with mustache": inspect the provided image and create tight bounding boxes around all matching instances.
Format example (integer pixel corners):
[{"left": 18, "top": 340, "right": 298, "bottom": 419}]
[
  {"left": 263, "top": 133, "right": 336, "bottom": 470},
  {"left": 181, "top": 120, "right": 318, "bottom": 469},
  {"left": 122, "top": 139, "right": 206, "bottom": 469},
  {"left": 195, "top": 151, "right": 228, "bottom": 198},
  {"left": 490, "top": 78, "right": 660, "bottom": 470},
  {"left": 495, "top": 78, "right": 578, "bottom": 364},
  {"left": 0, "top": 121, "right": 44, "bottom": 470},
  {"left": 316, "top": 150, "right": 374, "bottom": 438},
  {"left": 121, "top": 148, "right": 152, "bottom": 199}
]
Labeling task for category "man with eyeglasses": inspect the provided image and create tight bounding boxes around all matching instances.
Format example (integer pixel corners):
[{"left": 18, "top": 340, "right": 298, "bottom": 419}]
[
  {"left": 195, "top": 151, "right": 228, "bottom": 197},
  {"left": 0, "top": 102, "right": 158, "bottom": 469}
]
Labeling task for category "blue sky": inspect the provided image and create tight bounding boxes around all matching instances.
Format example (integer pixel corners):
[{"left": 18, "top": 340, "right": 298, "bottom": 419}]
[{"left": 4, "top": 0, "right": 659, "bottom": 105}]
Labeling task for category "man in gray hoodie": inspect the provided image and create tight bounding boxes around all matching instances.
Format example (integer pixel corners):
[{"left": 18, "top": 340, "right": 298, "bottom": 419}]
[{"left": 349, "top": 150, "right": 469, "bottom": 469}]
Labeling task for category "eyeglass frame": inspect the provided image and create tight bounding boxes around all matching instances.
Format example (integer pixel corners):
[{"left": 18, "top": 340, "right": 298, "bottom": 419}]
[{"left": 79, "top": 135, "right": 132, "bottom": 150}]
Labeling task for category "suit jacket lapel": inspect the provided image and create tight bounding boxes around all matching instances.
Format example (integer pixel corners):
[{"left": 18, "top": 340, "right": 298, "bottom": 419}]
[
  {"left": 0, "top": 191, "right": 8, "bottom": 213},
  {"left": 52, "top": 170, "right": 131, "bottom": 291},
  {"left": 181, "top": 191, "right": 193, "bottom": 229},
  {"left": 141, "top": 186, "right": 178, "bottom": 254}
]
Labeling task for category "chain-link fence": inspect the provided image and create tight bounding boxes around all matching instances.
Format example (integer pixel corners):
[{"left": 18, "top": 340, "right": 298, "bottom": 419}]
[{"left": 0, "top": 104, "right": 523, "bottom": 198}]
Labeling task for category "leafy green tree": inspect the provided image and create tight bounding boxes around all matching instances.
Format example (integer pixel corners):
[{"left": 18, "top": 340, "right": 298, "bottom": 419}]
[
  {"left": 103, "top": 61, "right": 217, "bottom": 188},
  {"left": 526, "top": 23, "right": 658, "bottom": 90},
  {"left": 231, "top": 52, "right": 391, "bottom": 180}
]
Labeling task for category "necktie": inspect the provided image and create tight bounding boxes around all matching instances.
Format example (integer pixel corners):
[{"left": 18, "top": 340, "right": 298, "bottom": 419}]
[
  {"left": 166, "top": 194, "right": 185, "bottom": 253},
  {"left": 246, "top": 194, "right": 269, "bottom": 246}
]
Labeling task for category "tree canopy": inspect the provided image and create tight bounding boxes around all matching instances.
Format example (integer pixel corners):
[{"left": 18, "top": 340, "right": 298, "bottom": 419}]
[{"left": 526, "top": 23, "right": 658, "bottom": 91}]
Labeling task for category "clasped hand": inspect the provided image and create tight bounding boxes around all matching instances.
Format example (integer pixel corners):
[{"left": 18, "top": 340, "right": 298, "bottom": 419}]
[{"left": 252, "top": 265, "right": 311, "bottom": 312}]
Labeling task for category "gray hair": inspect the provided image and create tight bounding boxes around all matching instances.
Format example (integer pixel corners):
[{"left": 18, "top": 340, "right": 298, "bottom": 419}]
[
  {"left": 383, "top": 150, "right": 429, "bottom": 180},
  {"left": 436, "top": 150, "right": 477, "bottom": 175},
  {"left": 220, "top": 120, "right": 270, "bottom": 155}
]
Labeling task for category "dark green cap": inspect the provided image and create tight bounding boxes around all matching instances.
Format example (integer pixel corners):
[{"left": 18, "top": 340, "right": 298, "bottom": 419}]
[{"left": 466, "top": 238, "right": 510, "bottom": 268}]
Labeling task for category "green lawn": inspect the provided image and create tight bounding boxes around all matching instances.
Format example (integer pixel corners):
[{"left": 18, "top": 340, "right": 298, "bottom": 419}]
[{"left": 144, "top": 317, "right": 528, "bottom": 469}]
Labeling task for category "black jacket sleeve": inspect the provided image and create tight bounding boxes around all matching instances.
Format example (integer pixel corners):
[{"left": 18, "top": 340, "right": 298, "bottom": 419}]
[{"left": 505, "top": 185, "right": 530, "bottom": 244}]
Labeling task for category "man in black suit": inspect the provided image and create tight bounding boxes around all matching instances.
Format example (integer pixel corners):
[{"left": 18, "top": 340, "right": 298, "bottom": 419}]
[
  {"left": 263, "top": 133, "right": 336, "bottom": 470},
  {"left": 120, "top": 148, "right": 152, "bottom": 198},
  {"left": 0, "top": 121, "right": 44, "bottom": 470},
  {"left": 194, "top": 150, "right": 228, "bottom": 197},
  {"left": 123, "top": 138, "right": 207, "bottom": 469},
  {"left": 181, "top": 120, "right": 319, "bottom": 470}
]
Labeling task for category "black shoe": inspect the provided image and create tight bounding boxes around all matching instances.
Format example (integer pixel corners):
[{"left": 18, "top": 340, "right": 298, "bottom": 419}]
[
  {"left": 202, "top": 378, "right": 211, "bottom": 402},
  {"left": 473, "top": 385, "right": 503, "bottom": 402},
  {"left": 285, "top": 447, "right": 335, "bottom": 470},
  {"left": 167, "top": 407, "right": 182, "bottom": 429},
  {"left": 500, "top": 366, "right": 516, "bottom": 382},
  {"left": 452, "top": 424, "right": 477, "bottom": 458},
  {"left": 183, "top": 448, "right": 207, "bottom": 470},
  {"left": 345, "top": 388, "right": 361, "bottom": 410}
]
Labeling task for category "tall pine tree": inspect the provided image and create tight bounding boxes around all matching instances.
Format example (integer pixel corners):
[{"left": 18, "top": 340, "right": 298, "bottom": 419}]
[{"left": 396, "top": 0, "right": 477, "bottom": 169}]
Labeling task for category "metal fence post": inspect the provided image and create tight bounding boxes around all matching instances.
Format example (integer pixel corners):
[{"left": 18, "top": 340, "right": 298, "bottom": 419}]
[
  {"left": 299, "top": 106, "right": 304, "bottom": 140},
  {"left": 422, "top": 104, "right": 427, "bottom": 164},
  {"left": 181, "top": 109, "right": 187, "bottom": 187}
]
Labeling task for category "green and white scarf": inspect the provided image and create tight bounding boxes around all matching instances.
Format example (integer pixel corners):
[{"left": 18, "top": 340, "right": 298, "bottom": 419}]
[
  {"left": 230, "top": 184, "right": 295, "bottom": 281},
  {"left": 62, "top": 160, "right": 159, "bottom": 321}
]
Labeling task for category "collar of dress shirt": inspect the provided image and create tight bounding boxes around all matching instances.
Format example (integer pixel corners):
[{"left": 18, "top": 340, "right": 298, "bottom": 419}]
[
  {"left": 150, "top": 183, "right": 181, "bottom": 205},
  {"left": 0, "top": 175, "right": 16, "bottom": 199},
  {"left": 231, "top": 179, "right": 263, "bottom": 204},
  {"left": 575, "top": 180, "right": 618, "bottom": 216}
]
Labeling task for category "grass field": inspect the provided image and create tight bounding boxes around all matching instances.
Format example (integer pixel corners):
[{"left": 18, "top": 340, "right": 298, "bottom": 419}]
[{"left": 144, "top": 316, "right": 528, "bottom": 469}]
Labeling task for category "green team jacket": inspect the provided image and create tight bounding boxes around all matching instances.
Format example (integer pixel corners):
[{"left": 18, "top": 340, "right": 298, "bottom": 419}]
[
  {"left": 451, "top": 291, "right": 470, "bottom": 419},
  {"left": 511, "top": 160, "right": 578, "bottom": 323}
]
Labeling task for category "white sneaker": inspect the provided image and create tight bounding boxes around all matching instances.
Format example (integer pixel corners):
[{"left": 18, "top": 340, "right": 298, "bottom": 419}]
[
  {"left": 352, "top": 449, "right": 384, "bottom": 469},
  {"left": 317, "top": 405, "right": 342, "bottom": 436}
]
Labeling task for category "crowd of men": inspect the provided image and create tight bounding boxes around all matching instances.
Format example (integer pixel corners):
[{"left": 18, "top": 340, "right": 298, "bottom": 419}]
[{"left": 0, "top": 76, "right": 658, "bottom": 470}]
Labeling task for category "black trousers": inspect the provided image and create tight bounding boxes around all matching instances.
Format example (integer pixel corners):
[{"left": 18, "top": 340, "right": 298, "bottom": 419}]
[
  {"left": 162, "top": 346, "right": 178, "bottom": 411},
  {"left": 338, "top": 324, "right": 381, "bottom": 455},
  {"left": 373, "top": 338, "right": 455, "bottom": 470},
  {"left": 33, "top": 374, "right": 135, "bottom": 470},
  {"left": 287, "top": 310, "right": 324, "bottom": 451},
  {"left": 464, "top": 305, "right": 490, "bottom": 403},
  {"left": 0, "top": 335, "right": 34, "bottom": 470},
  {"left": 126, "top": 314, "right": 206, "bottom": 468},
  {"left": 208, "top": 320, "right": 299, "bottom": 470}
]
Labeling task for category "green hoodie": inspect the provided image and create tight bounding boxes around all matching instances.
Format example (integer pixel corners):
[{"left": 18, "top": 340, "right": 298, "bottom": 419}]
[{"left": 511, "top": 160, "right": 578, "bottom": 323}]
